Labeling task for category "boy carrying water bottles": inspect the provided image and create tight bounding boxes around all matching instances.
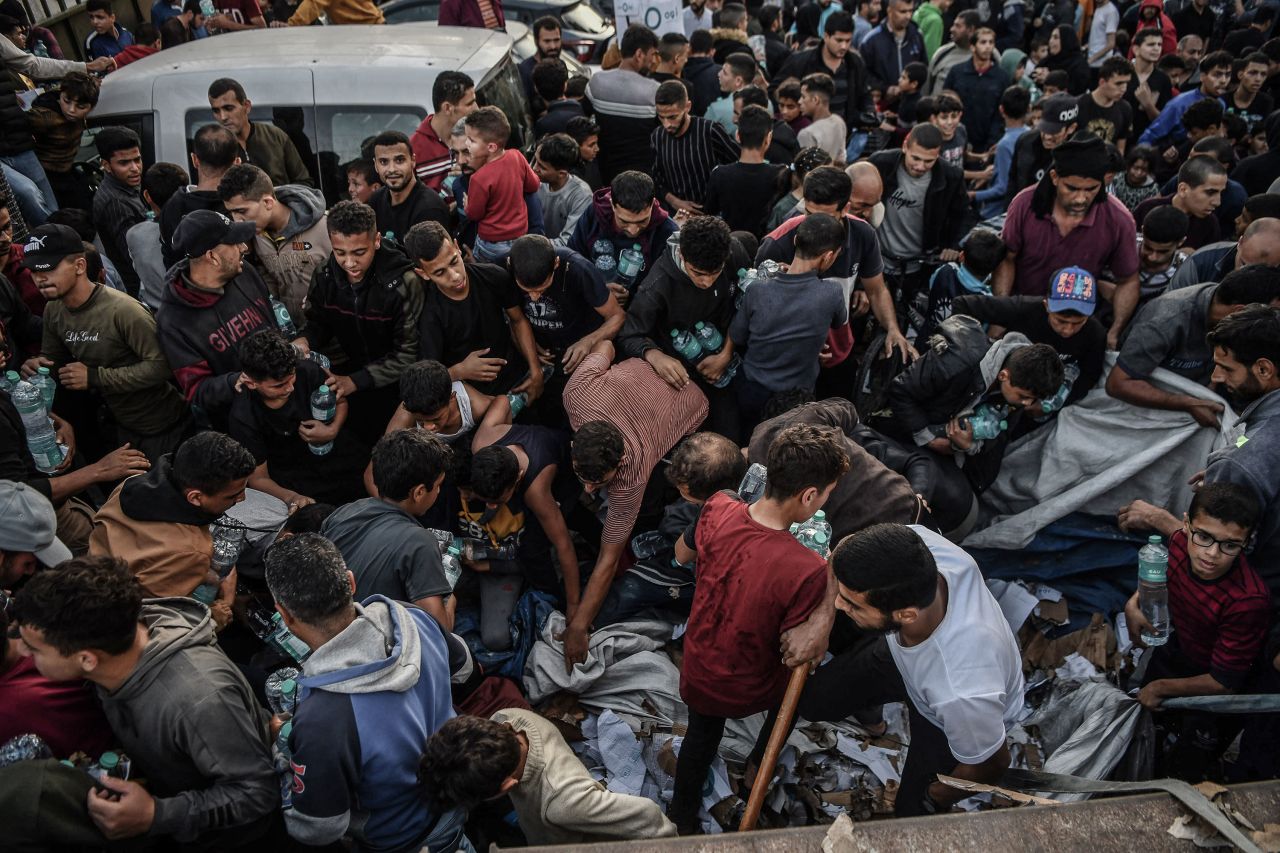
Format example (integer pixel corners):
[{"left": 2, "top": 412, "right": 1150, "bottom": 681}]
[
  {"left": 667, "top": 424, "right": 848, "bottom": 835},
  {"left": 1124, "top": 482, "right": 1272, "bottom": 781}
]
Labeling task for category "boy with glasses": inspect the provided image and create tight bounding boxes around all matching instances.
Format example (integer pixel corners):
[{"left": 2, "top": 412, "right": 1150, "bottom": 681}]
[{"left": 1124, "top": 482, "right": 1271, "bottom": 778}]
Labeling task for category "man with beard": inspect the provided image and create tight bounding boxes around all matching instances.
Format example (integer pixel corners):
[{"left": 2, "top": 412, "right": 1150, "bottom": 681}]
[
  {"left": 784, "top": 524, "right": 1023, "bottom": 817},
  {"left": 368, "top": 131, "right": 449, "bottom": 243},
  {"left": 651, "top": 81, "right": 738, "bottom": 214},
  {"left": 996, "top": 133, "right": 1140, "bottom": 348},
  {"left": 518, "top": 16, "right": 561, "bottom": 106},
  {"left": 409, "top": 72, "right": 478, "bottom": 192},
  {"left": 775, "top": 13, "right": 876, "bottom": 162}
]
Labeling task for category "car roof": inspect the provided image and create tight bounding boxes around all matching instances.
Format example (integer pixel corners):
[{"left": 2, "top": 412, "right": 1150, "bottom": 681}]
[{"left": 95, "top": 23, "right": 516, "bottom": 115}]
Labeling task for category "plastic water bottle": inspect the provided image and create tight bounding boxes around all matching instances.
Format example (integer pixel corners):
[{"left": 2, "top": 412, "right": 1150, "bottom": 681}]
[
  {"left": 210, "top": 517, "right": 247, "bottom": 576},
  {"left": 293, "top": 343, "right": 330, "bottom": 371},
  {"left": 442, "top": 545, "right": 463, "bottom": 590},
  {"left": 709, "top": 353, "right": 741, "bottom": 389},
  {"left": 738, "top": 462, "right": 768, "bottom": 504},
  {"left": 506, "top": 362, "right": 555, "bottom": 419},
  {"left": 670, "top": 329, "right": 705, "bottom": 364},
  {"left": 794, "top": 510, "right": 833, "bottom": 558},
  {"left": 0, "top": 371, "right": 15, "bottom": 395},
  {"left": 1138, "top": 535, "right": 1170, "bottom": 647},
  {"left": 694, "top": 321, "right": 724, "bottom": 355},
  {"left": 631, "top": 529, "right": 667, "bottom": 559},
  {"left": 12, "top": 380, "right": 63, "bottom": 473},
  {"left": 0, "top": 733, "right": 53, "bottom": 768},
  {"left": 32, "top": 367, "right": 56, "bottom": 410},
  {"left": 308, "top": 386, "right": 336, "bottom": 455},
  {"left": 245, "top": 600, "right": 311, "bottom": 663},
  {"left": 264, "top": 668, "right": 301, "bottom": 716},
  {"left": 735, "top": 260, "right": 780, "bottom": 308},
  {"left": 271, "top": 295, "right": 298, "bottom": 337},
  {"left": 199, "top": 0, "right": 215, "bottom": 16},
  {"left": 615, "top": 244, "right": 645, "bottom": 289},
  {"left": 1039, "top": 361, "right": 1081, "bottom": 415},
  {"left": 967, "top": 403, "right": 1008, "bottom": 440},
  {"left": 89, "top": 751, "right": 131, "bottom": 784}
]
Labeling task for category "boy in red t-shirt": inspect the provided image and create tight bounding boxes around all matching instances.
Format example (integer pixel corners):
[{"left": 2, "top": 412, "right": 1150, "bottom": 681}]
[
  {"left": 1125, "top": 482, "right": 1272, "bottom": 780},
  {"left": 668, "top": 423, "right": 850, "bottom": 835},
  {"left": 462, "top": 106, "right": 540, "bottom": 264}
]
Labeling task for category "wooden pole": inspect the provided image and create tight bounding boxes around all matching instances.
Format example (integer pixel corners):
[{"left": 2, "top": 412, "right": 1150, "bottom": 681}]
[{"left": 739, "top": 664, "right": 809, "bottom": 832}]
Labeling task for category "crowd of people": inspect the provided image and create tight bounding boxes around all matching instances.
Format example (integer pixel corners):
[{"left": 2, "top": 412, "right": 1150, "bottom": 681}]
[{"left": 2, "top": 0, "right": 1280, "bottom": 848}]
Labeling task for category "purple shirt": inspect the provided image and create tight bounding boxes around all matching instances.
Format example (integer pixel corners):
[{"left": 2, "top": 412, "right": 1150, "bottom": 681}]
[{"left": 1002, "top": 186, "right": 1139, "bottom": 297}]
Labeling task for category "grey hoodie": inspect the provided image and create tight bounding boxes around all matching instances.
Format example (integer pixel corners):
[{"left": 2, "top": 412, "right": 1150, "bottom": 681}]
[
  {"left": 250, "top": 183, "right": 332, "bottom": 322},
  {"left": 98, "top": 598, "right": 277, "bottom": 843}
]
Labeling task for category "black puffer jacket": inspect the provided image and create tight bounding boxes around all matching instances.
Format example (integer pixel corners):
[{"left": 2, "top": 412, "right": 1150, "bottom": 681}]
[
  {"left": 887, "top": 314, "right": 1034, "bottom": 491},
  {"left": 0, "top": 69, "right": 34, "bottom": 156}
]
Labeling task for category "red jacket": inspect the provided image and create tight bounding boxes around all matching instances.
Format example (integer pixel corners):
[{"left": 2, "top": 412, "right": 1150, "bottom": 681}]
[
  {"left": 1131, "top": 0, "right": 1178, "bottom": 56},
  {"left": 112, "top": 43, "right": 159, "bottom": 68},
  {"left": 438, "top": 0, "right": 504, "bottom": 28}
]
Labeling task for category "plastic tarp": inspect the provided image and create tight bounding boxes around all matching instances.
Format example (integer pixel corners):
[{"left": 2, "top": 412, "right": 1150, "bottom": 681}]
[
  {"left": 1023, "top": 678, "right": 1141, "bottom": 801},
  {"left": 524, "top": 612, "right": 686, "bottom": 726},
  {"left": 455, "top": 589, "right": 557, "bottom": 681},
  {"left": 964, "top": 354, "right": 1236, "bottom": 551}
]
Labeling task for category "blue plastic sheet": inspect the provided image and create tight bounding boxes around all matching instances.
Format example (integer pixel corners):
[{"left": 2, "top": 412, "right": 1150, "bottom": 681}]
[{"left": 968, "top": 513, "right": 1143, "bottom": 632}]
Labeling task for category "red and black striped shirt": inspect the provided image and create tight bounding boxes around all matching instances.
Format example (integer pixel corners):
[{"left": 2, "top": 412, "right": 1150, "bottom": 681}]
[{"left": 1167, "top": 529, "right": 1272, "bottom": 688}]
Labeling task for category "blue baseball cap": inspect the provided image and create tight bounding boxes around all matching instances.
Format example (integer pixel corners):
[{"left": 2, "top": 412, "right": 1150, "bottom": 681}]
[{"left": 1046, "top": 266, "right": 1097, "bottom": 316}]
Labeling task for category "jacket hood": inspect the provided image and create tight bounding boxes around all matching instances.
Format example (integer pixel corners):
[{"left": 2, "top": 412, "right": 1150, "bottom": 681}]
[
  {"left": 999, "top": 48, "right": 1027, "bottom": 78},
  {"left": 976, "top": 330, "right": 1033, "bottom": 396},
  {"left": 108, "top": 597, "right": 217, "bottom": 702},
  {"left": 162, "top": 258, "right": 221, "bottom": 307},
  {"left": 118, "top": 454, "right": 218, "bottom": 526},
  {"left": 275, "top": 184, "right": 327, "bottom": 239},
  {"left": 709, "top": 27, "right": 749, "bottom": 44},
  {"left": 1138, "top": 0, "right": 1165, "bottom": 12},
  {"left": 589, "top": 187, "right": 673, "bottom": 244},
  {"left": 299, "top": 597, "right": 423, "bottom": 695}
]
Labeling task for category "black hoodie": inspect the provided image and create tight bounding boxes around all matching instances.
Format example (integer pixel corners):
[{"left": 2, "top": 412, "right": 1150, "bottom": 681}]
[{"left": 156, "top": 259, "right": 276, "bottom": 423}]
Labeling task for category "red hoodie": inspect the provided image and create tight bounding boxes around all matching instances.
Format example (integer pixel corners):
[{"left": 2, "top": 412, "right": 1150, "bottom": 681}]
[
  {"left": 1131, "top": 0, "right": 1178, "bottom": 57},
  {"left": 112, "top": 43, "right": 158, "bottom": 68}
]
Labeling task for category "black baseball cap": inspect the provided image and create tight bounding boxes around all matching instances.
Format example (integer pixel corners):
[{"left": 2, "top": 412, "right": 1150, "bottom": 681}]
[
  {"left": 1038, "top": 93, "right": 1080, "bottom": 134},
  {"left": 19, "top": 224, "right": 86, "bottom": 271},
  {"left": 173, "top": 209, "right": 257, "bottom": 259}
]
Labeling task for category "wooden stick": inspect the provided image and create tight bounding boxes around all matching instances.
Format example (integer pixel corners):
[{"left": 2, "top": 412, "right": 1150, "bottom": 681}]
[{"left": 739, "top": 664, "right": 810, "bottom": 832}]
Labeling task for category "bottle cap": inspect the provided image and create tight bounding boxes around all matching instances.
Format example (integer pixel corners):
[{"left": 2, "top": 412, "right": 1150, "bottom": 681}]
[
  {"left": 814, "top": 510, "right": 825, "bottom": 520},
  {"left": 814, "top": 531, "right": 829, "bottom": 544},
  {"left": 281, "top": 679, "right": 297, "bottom": 695},
  {"left": 695, "top": 321, "right": 705, "bottom": 329},
  {"left": 1148, "top": 535, "right": 1163, "bottom": 545},
  {"left": 99, "top": 752, "right": 119, "bottom": 769},
  {"left": 737, "top": 268, "right": 747, "bottom": 277},
  {"left": 37, "top": 366, "right": 50, "bottom": 375},
  {"left": 670, "top": 329, "right": 679, "bottom": 338},
  {"left": 447, "top": 545, "right": 461, "bottom": 556}
]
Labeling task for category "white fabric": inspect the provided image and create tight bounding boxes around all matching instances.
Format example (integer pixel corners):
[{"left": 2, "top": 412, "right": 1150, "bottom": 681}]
[
  {"left": 963, "top": 355, "right": 1237, "bottom": 550},
  {"left": 887, "top": 527, "right": 1025, "bottom": 764},
  {"left": 524, "top": 613, "right": 685, "bottom": 725},
  {"left": 1087, "top": 2, "right": 1119, "bottom": 66}
]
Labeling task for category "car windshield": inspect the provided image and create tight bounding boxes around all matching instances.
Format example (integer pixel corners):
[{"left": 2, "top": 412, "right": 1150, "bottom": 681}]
[{"left": 477, "top": 58, "right": 535, "bottom": 155}]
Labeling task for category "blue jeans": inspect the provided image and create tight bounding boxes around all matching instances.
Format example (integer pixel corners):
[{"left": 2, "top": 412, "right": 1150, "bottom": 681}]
[
  {"left": 845, "top": 131, "right": 869, "bottom": 163},
  {"left": 594, "top": 565, "right": 693, "bottom": 627},
  {"left": 473, "top": 237, "right": 514, "bottom": 263},
  {"left": 2, "top": 151, "right": 58, "bottom": 223},
  {"left": 2, "top": 158, "right": 56, "bottom": 227}
]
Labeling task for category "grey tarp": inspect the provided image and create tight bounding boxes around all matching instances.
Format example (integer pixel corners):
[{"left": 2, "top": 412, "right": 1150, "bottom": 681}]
[{"left": 964, "top": 354, "right": 1237, "bottom": 550}]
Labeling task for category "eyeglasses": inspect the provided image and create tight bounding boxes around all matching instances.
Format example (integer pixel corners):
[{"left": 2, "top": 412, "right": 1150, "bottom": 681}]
[{"left": 1189, "top": 527, "right": 1245, "bottom": 556}]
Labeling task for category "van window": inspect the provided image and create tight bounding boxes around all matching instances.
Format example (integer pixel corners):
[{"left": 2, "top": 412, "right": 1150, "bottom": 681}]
[
  {"left": 314, "top": 106, "right": 426, "bottom": 203},
  {"left": 476, "top": 59, "right": 535, "bottom": 156},
  {"left": 85, "top": 114, "right": 156, "bottom": 166},
  {"left": 185, "top": 106, "right": 322, "bottom": 190}
]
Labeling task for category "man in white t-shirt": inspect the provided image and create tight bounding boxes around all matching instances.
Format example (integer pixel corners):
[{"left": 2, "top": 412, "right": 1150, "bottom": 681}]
[
  {"left": 792, "top": 523, "right": 1024, "bottom": 816},
  {"left": 1087, "top": 0, "right": 1120, "bottom": 68}
]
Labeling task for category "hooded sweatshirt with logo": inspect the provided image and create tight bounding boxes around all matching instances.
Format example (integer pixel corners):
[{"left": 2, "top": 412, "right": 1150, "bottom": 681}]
[
  {"left": 250, "top": 184, "right": 332, "bottom": 323},
  {"left": 99, "top": 598, "right": 277, "bottom": 844},
  {"left": 156, "top": 258, "right": 276, "bottom": 420},
  {"left": 88, "top": 455, "right": 217, "bottom": 597},
  {"left": 285, "top": 597, "right": 463, "bottom": 852}
]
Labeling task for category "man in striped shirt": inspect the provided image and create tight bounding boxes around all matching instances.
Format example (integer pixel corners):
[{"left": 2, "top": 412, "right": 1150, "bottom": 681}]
[
  {"left": 651, "top": 80, "right": 740, "bottom": 215},
  {"left": 410, "top": 72, "right": 478, "bottom": 192},
  {"left": 561, "top": 339, "right": 708, "bottom": 669}
]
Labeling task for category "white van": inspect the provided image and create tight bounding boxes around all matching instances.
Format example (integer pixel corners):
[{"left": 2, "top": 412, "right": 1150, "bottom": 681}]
[{"left": 87, "top": 23, "right": 539, "bottom": 202}]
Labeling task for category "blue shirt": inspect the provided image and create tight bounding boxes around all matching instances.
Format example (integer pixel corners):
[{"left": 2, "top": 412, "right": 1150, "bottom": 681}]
[
  {"left": 1138, "top": 89, "right": 1222, "bottom": 147},
  {"left": 975, "top": 125, "right": 1026, "bottom": 220},
  {"left": 85, "top": 25, "right": 134, "bottom": 59}
]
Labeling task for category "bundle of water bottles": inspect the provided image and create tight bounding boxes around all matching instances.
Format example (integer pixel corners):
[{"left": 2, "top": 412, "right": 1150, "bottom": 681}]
[
  {"left": 669, "top": 322, "right": 741, "bottom": 389},
  {"left": 735, "top": 260, "right": 781, "bottom": 308},
  {"left": 265, "top": 667, "right": 301, "bottom": 759},
  {"left": 1, "top": 367, "right": 65, "bottom": 473}
]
